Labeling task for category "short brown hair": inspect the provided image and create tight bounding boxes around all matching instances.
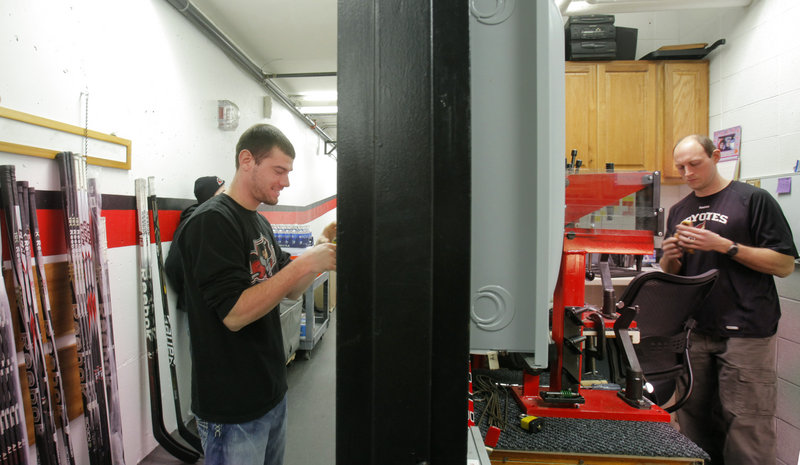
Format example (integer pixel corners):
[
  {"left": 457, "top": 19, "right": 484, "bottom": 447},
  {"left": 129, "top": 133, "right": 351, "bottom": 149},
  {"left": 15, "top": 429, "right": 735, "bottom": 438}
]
[
  {"left": 674, "top": 134, "right": 716, "bottom": 158},
  {"left": 235, "top": 124, "right": 296, "bottom": 168}
]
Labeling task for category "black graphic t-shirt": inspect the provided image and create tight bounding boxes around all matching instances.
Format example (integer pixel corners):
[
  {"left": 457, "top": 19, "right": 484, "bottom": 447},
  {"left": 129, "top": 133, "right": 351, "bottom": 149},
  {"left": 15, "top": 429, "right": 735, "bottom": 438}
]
[
  {"left": 178, "top": 194, "right": 291, "bottom": 423},
  {"left": 666, "top": 181, "right": 798, "bottom": 337}
]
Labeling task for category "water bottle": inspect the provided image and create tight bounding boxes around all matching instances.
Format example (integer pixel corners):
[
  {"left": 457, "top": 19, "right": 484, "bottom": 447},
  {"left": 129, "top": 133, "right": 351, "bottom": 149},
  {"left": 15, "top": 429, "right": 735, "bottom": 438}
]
[
  {"left": 297, "top": 225, "right": 304, "bottom": 248},
  {"left": 275, "top": 224, "right": 286, "bottom": 247}
]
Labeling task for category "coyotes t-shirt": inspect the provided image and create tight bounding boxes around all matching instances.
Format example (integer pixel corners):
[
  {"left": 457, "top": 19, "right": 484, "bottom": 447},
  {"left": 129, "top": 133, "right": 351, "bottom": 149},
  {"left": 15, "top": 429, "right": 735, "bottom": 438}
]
[{"left": 666, "top": 181, "right": 797, "bottom": 337}]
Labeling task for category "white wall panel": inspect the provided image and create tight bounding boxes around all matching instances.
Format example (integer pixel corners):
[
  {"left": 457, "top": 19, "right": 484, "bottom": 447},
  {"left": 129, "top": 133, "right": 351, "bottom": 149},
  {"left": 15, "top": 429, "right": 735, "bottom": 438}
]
[
  {"left": 778, "top": 338, "right": 800, "bottom": 386},
  {"left": 776, "top": 418, "right": 800, "bottom": 465},
  {"left": 777, "top": 379, "right": 800, "bottom": 432},
  {"left": 738, "top": 137, "right": 781, "bottom": 178},
  {"left": 777, "top": 48, "right": 800, "bottom": 94},
  {"left": 777, "top": 132, "right": 800, "bottom": 174},
  {"left": 722, "top": 97, "right": 779, "bottom": 141}
]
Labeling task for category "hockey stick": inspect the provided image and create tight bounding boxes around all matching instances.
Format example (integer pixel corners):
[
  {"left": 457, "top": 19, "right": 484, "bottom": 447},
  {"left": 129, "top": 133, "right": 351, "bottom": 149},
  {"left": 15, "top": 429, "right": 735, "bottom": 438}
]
[
  {"left": 86, "top": 178, "right": 125, "bottom": 465},
  {"left": 135, "top": 178, "right": 199, "bottom": 464},
  {"left": 58, "top": 153, "right": 102, "bottom": 464},
  {"left": 0, "top": 166, "right": 59, "bottom": 465},
  {"left": 0, "top": 277, "right": 29, "bottom": 465},
  {"left": 27, "top": 185, "right": 76, "bottom": 465},
  {"left": 16, "top": 182, "right": 62, "bottom": 465},
  {"left": 70, "top": 155, "right": 115, "bottom": 465},
  {"left": 0, "top": 178, "right": 29, "bottom": 465},
  {"left": 146, "top": 177, "right": 202, "bottom": 453},
  {"left": 0, "top": 330, "right": 28, "bottom": 465},
  {"left": 56, "top": 152, "right": 107, "bottom": 465}
]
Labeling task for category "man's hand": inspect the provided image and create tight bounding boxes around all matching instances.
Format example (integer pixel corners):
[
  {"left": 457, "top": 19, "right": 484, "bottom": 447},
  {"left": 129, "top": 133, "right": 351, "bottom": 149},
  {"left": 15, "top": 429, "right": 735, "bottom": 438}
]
[
  {"left": 675, "top": 223, "right": 728, "bottom": 254},
  {"left": 659, "top": 236, "right": 683, "bottom": 274},
  {"left": 224, "top": 243, "right": 337, "bottom": 331},
  {"left": 282, "top": 243, "right": 336, "bottom": 301},
  {"left": 661, "top": 235, "right": 684, "bottom": 260},
  {"left": 298, "top": 242, "right": 337, "bottom": 273}
]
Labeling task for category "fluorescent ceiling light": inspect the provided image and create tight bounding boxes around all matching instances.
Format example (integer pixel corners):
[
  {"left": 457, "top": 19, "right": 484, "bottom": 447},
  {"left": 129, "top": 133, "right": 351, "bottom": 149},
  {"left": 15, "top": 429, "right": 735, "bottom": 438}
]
[
  {"left": 586, "top": 0, "right": 663, "bottom": 3},
  {"left": 293, "top": 91, "right": 338, "bottom": 102},
  {"left": 566, "top": 0, "right": 751, "bottom": 14},
  {"left": 299, "top": 105, "right": 338, "bottom": 114}
]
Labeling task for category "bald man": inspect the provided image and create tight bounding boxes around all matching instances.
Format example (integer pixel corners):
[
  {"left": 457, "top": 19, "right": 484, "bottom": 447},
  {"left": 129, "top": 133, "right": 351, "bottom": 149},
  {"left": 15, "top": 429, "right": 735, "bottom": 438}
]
[{"left": 660, "top": 134, "right": 797, "bottom": 464}]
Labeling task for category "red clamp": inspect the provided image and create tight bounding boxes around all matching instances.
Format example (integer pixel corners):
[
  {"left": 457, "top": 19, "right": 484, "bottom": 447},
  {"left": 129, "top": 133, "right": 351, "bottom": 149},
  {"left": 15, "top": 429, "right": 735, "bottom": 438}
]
[{"left": 484, "top": 426, "right": 501, "bottom": 448}]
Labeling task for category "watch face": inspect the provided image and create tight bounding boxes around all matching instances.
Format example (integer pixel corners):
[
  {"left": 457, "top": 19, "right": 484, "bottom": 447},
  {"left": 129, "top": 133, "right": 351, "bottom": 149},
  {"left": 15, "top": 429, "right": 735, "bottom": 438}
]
[{"left": 727, "top": 243, "right": 739, "bottom": 256}]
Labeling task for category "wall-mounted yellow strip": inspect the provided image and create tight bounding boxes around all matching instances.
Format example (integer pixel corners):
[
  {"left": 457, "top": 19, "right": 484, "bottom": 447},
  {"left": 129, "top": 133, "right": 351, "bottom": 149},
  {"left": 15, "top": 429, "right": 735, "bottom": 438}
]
[{"left": 0, "top": 106, "right": 132, "bottom": 170}]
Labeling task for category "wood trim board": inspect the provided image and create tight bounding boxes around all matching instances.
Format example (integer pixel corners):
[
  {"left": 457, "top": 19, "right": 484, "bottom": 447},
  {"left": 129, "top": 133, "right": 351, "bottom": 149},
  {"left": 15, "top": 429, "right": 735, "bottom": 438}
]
[{"left": 0, "top": 106, "right": 132, "bottom": 170}]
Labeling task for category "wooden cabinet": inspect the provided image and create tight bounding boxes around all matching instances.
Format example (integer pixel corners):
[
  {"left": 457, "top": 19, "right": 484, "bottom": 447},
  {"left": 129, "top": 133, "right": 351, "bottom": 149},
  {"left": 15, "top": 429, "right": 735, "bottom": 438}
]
[
  {"left": 565, "top": 60, "right": 708, "bottom": 183},
  {"left": 598, "top": 61, "right": 658, "bottom": 172},
  {"left": 659, "top": 62, "right": 709, "bottom": 180},
  {"left": 565, "top": 63, "right": 598, "bottom": 170}
]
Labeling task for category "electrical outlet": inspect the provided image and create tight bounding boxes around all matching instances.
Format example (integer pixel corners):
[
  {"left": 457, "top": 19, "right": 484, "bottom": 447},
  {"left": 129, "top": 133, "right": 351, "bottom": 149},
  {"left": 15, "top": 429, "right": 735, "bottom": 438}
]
[{"left": 487, "top": 351, "right": 499, "bottom": 370}]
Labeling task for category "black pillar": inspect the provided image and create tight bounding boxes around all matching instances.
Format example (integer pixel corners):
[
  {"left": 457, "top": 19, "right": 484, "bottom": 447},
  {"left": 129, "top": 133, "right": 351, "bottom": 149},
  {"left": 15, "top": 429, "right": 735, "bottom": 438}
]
[{"left": 337, "top": 0, "right": 470, "bottom": 463}]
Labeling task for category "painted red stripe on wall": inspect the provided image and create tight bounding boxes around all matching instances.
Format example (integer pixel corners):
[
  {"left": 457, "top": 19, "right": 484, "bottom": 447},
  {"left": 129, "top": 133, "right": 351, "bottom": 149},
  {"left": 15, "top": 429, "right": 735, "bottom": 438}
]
[
  {"left": 2, "top": 195, "right": 335, "bottom": 258},
  {"left": 0, "top": 209, "right": 184, "bottom": 260},
  {"left": 1, "top": 210, "right": 69, "bottom": 260},
  {"left": 259, "top": 197, "right": 337, "bottom": 224},
  {"left": 102, "top": 209, "right": 182, "bottom": 249}
]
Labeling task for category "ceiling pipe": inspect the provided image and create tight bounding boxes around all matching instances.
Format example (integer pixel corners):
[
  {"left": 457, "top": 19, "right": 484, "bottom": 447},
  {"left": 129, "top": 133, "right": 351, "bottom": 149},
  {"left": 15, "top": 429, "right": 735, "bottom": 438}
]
[
  {"left": 163, "top": 0, "right": 335, "bottom": 146},
  {"left": 268, "top": 72, "right": 337, "bottom": 79}
]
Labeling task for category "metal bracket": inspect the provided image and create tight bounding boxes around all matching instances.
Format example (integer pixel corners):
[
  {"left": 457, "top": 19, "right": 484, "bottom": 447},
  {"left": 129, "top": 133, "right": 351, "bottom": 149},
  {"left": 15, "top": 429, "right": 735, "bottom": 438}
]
[{"left": 325, "top": 140, "right": 337, "bottom": 156}]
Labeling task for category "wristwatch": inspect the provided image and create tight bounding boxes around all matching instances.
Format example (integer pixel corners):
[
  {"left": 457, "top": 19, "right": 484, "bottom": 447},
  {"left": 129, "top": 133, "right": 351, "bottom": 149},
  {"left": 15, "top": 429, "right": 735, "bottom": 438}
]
[{"left": 726, "top": 242, "right": 739, "bottom": 257}]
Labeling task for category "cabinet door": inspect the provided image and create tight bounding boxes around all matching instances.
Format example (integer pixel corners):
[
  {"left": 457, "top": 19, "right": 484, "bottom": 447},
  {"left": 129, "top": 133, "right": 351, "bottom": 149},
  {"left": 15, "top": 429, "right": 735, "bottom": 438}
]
[
  {"left": 597, "top": 62, "right": 657, "bottom": 171},
  {"left": 661, "top": 62, "right": 709, "bottom": 180},
  {"left": 565, "top": 62, "right": 598, "bottom": 171}
]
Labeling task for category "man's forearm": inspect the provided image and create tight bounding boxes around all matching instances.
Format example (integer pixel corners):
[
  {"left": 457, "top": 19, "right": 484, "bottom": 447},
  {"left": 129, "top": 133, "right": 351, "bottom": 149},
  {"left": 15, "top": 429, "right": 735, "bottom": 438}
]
[
  {"left": 731, "top": 244, "right": 795, "bottom": 278},
  {"left": 659, "top": 256, "right": 681, "bottom": 275},
  {"left": 286, "top": 272, "right": 317, "bottom": 301},
  {"left": 223, "top": 258, "right": 314, "bottom": 331}
]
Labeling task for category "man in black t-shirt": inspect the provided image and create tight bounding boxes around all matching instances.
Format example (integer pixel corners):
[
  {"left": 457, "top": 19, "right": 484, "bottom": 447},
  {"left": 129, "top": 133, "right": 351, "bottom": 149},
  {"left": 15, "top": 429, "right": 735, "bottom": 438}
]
[
  {"left": 165, "top": 175, "right": 225, "bottom": 312},
  {"left": 661, "top": 135, "right": 797, "bottom": 465},
  {"left": 177, "top": 124, "right": 336, "bottom": 465}
]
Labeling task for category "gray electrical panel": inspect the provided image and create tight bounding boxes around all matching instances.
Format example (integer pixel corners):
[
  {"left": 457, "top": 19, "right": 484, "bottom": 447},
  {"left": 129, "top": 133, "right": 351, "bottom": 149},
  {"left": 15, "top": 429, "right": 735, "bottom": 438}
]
[{"left": 469, "top": 0, "right": 565, "bottom": 368}]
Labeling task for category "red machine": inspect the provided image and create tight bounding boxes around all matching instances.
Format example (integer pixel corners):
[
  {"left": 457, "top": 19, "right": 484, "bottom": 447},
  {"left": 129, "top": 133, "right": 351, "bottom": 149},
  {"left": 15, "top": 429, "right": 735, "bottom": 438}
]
[{"left": 510, "top": 170, "right": 670, "bottom": 422}]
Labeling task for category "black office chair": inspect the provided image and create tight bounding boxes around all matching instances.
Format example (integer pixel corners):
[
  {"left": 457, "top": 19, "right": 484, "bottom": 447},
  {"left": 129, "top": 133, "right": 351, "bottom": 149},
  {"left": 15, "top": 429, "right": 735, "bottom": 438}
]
[{"left": 612, "top": 269, "right": 718, "bottom": 412}]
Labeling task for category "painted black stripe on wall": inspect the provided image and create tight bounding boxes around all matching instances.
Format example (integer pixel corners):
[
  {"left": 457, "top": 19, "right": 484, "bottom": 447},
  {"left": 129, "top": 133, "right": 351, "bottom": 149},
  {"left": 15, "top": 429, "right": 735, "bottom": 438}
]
[
  {"left": 34, "top": 190, "right": 334, "bottom": 214},
  {"left": 24, "top": 190, "right": 193, "bottom": 212},
  {"left": 30, "top": 190, "right": 63, "bottom": 210},
  {"left": 101, "top": 193, "right": 193, "bottom": 211}
]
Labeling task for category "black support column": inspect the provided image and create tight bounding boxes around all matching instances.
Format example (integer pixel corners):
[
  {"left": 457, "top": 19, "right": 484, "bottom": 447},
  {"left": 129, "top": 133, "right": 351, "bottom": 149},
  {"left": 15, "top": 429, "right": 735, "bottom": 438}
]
[{"left": 337, "top": 0, "right": 470, "bottom": 463}]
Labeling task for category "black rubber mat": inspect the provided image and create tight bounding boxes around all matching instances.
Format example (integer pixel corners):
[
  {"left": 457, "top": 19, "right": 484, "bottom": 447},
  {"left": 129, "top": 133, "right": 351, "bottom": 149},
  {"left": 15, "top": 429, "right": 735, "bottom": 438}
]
[{"left": 474, "top": 389, "right": 709, "bottom": 460}]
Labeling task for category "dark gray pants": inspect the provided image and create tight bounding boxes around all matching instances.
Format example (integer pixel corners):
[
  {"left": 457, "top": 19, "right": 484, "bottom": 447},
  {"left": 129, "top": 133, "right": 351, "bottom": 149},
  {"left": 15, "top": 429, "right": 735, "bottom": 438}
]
[{"left": 676, "top": 333, "right": 777, "bottom": 465}]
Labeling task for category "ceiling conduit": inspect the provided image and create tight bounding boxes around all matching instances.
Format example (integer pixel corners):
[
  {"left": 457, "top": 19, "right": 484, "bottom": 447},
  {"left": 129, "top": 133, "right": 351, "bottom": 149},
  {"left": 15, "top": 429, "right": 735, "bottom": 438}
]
[{"left": 164, "top": 0, "right": 335, "bottom": 147}]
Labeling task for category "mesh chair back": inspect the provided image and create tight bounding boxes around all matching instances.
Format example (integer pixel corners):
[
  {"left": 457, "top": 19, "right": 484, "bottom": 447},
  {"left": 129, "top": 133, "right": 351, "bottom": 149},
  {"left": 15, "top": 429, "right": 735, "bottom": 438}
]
[{"left": 617, "top": 269, "right": 718, "bottom": 408}]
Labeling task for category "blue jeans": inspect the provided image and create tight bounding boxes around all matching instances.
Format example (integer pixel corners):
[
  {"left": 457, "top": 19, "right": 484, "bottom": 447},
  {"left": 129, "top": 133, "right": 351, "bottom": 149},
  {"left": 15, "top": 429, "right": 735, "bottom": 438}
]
[{"left": 197, "top": 394, "right": 287, "bottom": 465}]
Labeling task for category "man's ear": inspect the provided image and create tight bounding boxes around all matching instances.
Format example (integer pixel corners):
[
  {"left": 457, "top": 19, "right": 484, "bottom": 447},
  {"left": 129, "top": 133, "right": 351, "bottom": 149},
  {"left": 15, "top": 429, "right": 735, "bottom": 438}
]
[
  {"left": 711, "top": 148, "right": 721, "bottom": 163},
  {"left": 238, "top": 149, "right": 253, "bottom": 169}
]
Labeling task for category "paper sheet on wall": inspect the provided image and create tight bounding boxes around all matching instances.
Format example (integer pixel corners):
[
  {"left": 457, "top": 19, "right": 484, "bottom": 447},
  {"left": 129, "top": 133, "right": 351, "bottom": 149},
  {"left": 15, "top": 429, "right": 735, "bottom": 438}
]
[
  {"left": 714, "top": 126, "right": 742, "bottom": 181},
  {"left": 718, "top": 158, "right": 740, "bottom": 181}
]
